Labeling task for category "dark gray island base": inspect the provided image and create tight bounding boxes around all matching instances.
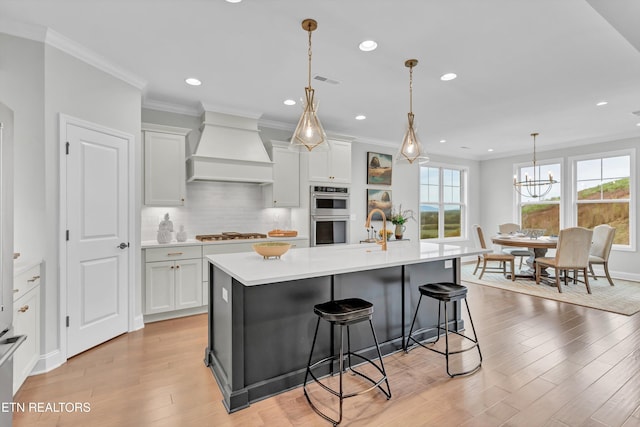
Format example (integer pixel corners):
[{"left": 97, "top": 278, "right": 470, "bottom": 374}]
[{"left": 204, "top": 252, "right": 466, "bottom": 413}]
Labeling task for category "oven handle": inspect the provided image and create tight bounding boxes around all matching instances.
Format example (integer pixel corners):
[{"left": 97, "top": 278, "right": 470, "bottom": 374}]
[
  {"left": 311, "top": 215, "right": 351, "bottom": 221},
  {"left": 311, "top": 193, "right": 350, "bottom": 199},
  {"left": 0, "top": 334, "right": 26, "bottom": 368}
]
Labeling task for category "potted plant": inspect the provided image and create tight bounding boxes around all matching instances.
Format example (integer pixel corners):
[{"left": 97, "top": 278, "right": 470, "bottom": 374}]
[{"left": 389, "top": 205, "right": 415, "bottom": 240}]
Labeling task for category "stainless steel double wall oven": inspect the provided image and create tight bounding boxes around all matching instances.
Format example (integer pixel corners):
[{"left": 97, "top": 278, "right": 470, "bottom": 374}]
[{"left": 310, "top": 186, "right": 350, "bottom": 246}]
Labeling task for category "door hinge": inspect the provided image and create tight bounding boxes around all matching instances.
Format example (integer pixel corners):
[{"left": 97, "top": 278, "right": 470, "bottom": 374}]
[
  {"left": 66, "top": 230, "right": 69, "bottom": 241},
  {"left": 66, "top": 141, "right": 70, "bottom": 155},
  {"left": 66, "top": 316, "right": 70, "bottom": 327}
]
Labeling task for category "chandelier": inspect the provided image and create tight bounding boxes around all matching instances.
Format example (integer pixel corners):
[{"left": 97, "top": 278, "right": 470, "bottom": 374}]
[
  {"left": 396, "top": 59, "right": 429, "bottom": 165},
  {"left": 513, "top": 132, "right": 557, "bottom": 198},
  {"left": 289, "top": 18, "right": 329, "bottom": 152}
]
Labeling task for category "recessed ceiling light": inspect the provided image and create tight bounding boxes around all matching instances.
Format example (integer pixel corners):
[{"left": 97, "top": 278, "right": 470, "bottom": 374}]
[
  {"left": 358, "top": 40, "right": 378, "bottom": 52},
  {"left": 440, "top": 73, "right": 457, "bottom": 81},
  {"left": 488, "top": 148, "right": 494, "bottom": 152},
  {"left": 439, "top": 139, "right": 446, "bottom": 143},
  {"left": 185, "top": 78, "right": 202, "bottom": 86},
  {"left": 355, "top": 115, "right": 366, "bottom": 120},
  {"left": 636, "top": 122, "right": 640, "bottom": 127},
  {"left": 225, "top": 0, "right": 242, "bottom": 3},
  {"left": 596, "top": 101, "right": 608, "bottom": 106},
  {"left": 283, "top": 99, "right": 296, "bottom": 106}
]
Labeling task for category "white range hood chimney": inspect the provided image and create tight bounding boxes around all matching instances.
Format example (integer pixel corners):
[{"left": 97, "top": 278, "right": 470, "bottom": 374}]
[{"left": 186, "top": 111, "right": 273, "bottom": 183}]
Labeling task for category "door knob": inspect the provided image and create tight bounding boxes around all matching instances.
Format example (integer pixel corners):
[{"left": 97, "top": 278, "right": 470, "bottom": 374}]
[{"left": 117, "top": 242, "right": 129, "bottom": 249}]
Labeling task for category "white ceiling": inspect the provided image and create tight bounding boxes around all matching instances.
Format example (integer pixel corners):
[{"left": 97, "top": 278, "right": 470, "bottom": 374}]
[{"left": 2, "top": 0, "right": 640, "bottom": 160}]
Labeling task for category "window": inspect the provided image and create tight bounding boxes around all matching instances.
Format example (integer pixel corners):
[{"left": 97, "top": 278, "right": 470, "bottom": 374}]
[
  {"left": 515, "top": 162, "right": 562, "bottom": 235},
  {"left": 574, "top": 153, "right": 633, "bottom": 247},
  {"left": 419, "top": 165, "right": 466, "bottom": 239}
]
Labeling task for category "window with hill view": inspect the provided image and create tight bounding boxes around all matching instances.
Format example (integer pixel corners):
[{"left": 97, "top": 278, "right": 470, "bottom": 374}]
[
  {"left": 575, "top": 154, "right": 631, "bottom": 246},
  {"left": 516, "top": 163, "right": 562, "bottom": 235},
  {"left": 419, "top": 166, "right": 466, "bottom": 239}
]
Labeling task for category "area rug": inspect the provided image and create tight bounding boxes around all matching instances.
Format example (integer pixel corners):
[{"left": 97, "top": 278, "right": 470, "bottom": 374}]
[{"left": 461, "top": 263, "right": 640, "bottom": 316}]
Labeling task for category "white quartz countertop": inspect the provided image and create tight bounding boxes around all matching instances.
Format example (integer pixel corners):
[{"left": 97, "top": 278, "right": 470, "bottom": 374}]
[
  {"left": 207, "top": 241, "right": 489, "bottom": 286},
  {"left": 141, "top": 235, "right": 308, "bottom": 249}
]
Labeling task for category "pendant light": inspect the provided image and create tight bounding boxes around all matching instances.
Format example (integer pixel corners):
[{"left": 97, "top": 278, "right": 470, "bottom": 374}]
[
  {"left": 513, "top": 132, "right": 557, "bottom": 198},
  {"left": 289, "top": 18, "right": 329, "bottom": 152},
  {"left": 396, "top": 59, "right": 429, "bottom": 165}
]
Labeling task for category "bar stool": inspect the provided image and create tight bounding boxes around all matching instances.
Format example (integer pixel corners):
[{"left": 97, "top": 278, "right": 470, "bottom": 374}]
[
  {"left": 404, "top": 282, "right": 482, "bottom": 377},
  {"left": 303, "top": 298, "right": 391, "bottom": 426}
]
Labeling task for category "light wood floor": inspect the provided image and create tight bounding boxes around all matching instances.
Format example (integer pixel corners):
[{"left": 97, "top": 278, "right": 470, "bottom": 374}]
[{"left": 14, "top": 281, "right": 640, "bottom": 427}]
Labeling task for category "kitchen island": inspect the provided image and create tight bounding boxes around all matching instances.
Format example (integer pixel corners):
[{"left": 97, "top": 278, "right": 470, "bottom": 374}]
[{"left": 204, "top": 241, "right": 488, "bottom": 412}]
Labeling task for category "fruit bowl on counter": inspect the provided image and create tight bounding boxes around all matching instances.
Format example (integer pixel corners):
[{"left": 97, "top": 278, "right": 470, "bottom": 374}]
[{"left": 252, "top": 242, "right": 291, "bottom": 259}]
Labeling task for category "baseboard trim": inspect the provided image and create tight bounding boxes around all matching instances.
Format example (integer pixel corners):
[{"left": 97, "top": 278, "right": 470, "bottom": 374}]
[{"left": 31, "top": 349, "right": 64, "bottom": 376}]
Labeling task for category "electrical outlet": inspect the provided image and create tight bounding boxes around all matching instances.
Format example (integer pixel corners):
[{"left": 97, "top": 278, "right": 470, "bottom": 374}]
[
  {"left": 444, "top": 260, "right": 453, "bottom": 269},
  {"left": 222, "top": 287, "right": 228, "bottom": 303}
]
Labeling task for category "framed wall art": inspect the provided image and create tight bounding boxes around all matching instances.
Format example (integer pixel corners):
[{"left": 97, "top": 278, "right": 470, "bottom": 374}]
[
  {"left": 367, "top": 189, "right": 392, "bottom": 221},
  {"left": 367, "top": 152, "right": 392, "bottom": 185}
]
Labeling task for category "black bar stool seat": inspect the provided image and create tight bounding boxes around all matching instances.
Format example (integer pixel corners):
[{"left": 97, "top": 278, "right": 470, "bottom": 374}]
[
  {"left": 304, "top": 298, "right": 391, "bottom": 426},
  {"left": 405, "top": 282, "right": 482, "bottom": 377}
]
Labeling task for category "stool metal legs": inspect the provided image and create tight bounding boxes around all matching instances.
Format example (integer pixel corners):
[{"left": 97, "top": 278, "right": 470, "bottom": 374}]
[
  {"left": 304, "top": 317, "right": 391, "bottom": 426},
  {"left": 404, "top": 295, "right": 482, "bottom": 377}
]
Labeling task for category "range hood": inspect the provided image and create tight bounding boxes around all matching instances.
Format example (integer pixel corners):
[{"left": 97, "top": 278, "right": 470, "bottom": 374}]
[{"left": 186, "top": 111, "right": 273, "bottom": 183}]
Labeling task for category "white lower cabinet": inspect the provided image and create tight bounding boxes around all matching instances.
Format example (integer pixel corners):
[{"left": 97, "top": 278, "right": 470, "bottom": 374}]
[
  {"left": 144, "top": 246, "right": 202, "bottom": 315},
  {"left": 13, "top": 264, "right": 41, "bottom": 395}
]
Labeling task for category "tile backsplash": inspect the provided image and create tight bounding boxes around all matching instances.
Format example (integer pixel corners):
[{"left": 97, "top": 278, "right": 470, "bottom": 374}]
[{"left": 141, "top": 181, "right": 292, "bottom": 241}]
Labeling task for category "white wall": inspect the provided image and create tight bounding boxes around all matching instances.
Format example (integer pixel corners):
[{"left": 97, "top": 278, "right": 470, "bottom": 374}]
[
  {"left": 480, "top": 136, "right": 640, "bottom": 279},
  {"left": 1, "top": 31, "right": 142, "bottom": 370},
  {"left": 0, "top": 34, "right": 46, "bottom": 267}
]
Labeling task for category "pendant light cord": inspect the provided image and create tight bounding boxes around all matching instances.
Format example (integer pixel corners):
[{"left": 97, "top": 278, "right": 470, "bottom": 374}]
[
  {"left": 307, "top": 26, "right": 312, "bottom": 89},
  {"left": 409, "top": 64, "right": 413, "bottom": 114}
]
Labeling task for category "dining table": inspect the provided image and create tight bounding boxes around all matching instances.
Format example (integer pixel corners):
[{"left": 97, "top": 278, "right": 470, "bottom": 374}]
[{"left": 491, "top": 234, "right": 558, "bottom": 278}]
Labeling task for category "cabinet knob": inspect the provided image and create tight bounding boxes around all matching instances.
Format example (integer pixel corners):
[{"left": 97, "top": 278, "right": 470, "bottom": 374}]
[
  {"left": 13, "top": 289, "right": 19, "bottom": 293},
  {"left": 170, "top": 266, "right": 174, "bottom": 269},
  {"left": 176, "top": 265, "right": 181, "bottom": 269},
  {"left": 18, "top": 305, "right": 29, "bottom": 313},
  {"left": 27, "top": 275, "right": 40, "bottom": 282}
]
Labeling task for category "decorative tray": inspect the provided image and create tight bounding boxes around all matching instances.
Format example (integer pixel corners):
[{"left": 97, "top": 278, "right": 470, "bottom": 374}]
[{"left": 267, "top": 230, "right": 298, "bottom": 237}]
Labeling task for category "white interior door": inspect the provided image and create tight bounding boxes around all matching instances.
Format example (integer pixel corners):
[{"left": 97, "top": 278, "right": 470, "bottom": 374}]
[{"left": 65, "top": 121, "right": 129, "bottom": 357}]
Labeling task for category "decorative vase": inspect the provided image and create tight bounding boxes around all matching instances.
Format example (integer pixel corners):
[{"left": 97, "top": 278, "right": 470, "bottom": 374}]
[
  {"left": 176, "top": 225, "right": 187, "bottom": 242},
  {"left": 157, "top": 229, "right": 172, "bottom": 244},
  {"left": 394, "top": 224, "right": 406, "bottom": 240}
]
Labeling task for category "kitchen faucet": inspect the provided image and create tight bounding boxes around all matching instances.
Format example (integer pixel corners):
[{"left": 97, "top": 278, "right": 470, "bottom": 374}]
[{"left": 365, "top": 208, "right": 388, "bottom": 251}]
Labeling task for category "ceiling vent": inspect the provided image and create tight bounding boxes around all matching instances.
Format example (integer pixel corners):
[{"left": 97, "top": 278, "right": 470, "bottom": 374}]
[{"left": 313, "top": 75, "right": 340, "bottom": 85}]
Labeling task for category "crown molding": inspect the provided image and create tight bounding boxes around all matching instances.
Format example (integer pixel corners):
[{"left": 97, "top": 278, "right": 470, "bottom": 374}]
[
  {"left": 0, "top": 18, "right": 47, "bottom": 41},
  {"left": 142, "top": 99, "right": 201, "bottom": 117},
  {"left": 199, "top": 102, "right": 263, "bottom": 120},
  {"left": 45, "top": 28, "right": 146, "bottom": 90}
]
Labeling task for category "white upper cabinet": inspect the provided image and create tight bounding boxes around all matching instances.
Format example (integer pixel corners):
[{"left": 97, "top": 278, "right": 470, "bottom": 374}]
[
  {"left": 307, "top": 139, "right": 352, "bottom": 184},
  {"left": 143, "top": 123, "right": 191, "bottom": 206},
  {"left": 263, "top": 141, "right": 300, "bottom": 208}
]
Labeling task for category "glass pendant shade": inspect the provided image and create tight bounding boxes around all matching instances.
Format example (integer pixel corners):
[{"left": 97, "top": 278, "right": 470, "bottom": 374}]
[
  {"left": 290, "top": 87, "right": 329, "bottom": 152},
  {"left": 396, "top": 112, "right": 429, "bottom": 164}
]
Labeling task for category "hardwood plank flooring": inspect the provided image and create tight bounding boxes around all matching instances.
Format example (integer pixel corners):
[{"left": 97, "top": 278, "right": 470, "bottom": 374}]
[{"left": 13, "top": 281, "right": 640, "bottom": 427}]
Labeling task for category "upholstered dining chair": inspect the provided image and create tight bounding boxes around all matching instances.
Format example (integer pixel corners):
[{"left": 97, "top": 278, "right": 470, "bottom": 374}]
[
  {"left": 589, "top": 224, "right": 616, "bottom": 286},
  {"left": 472, "top": 225, "right": 516, "bottom": 281},
  {"left": 498, "top": 223, "right": 530, "bottom": 268},
  {"left": 535, "top": 227, "right": 593, "bottom": 294}
]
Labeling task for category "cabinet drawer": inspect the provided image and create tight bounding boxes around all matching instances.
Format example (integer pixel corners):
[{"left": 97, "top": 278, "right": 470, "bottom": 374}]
[
  {"left": 145, "top": 246, "right": 202, "bottom": 262},
  {"left": 13, "top": 264, "right": 41, "bottom": 302}
]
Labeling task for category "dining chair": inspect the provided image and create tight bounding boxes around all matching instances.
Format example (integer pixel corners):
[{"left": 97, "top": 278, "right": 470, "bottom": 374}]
[
  {"left": 588, "top": 224, "right": 616, "bottom": 286},
  {"left": 498, "top": 223, "right": 530, "bottom": 268},
  {"left": 535, "top": 227, "right": 593, "bottom": 293},
  {"left": 472, "top": 225, "right": 516, "bottom": 281}
]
